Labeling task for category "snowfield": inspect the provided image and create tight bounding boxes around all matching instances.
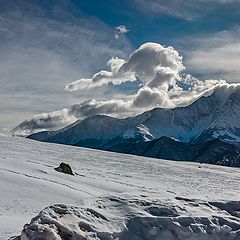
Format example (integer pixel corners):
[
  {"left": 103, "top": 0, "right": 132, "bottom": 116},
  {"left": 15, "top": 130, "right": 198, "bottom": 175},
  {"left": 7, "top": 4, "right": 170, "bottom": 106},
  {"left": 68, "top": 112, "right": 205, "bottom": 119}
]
[{"left": 1, "top": 136, "right": 240, "bottom": 239}]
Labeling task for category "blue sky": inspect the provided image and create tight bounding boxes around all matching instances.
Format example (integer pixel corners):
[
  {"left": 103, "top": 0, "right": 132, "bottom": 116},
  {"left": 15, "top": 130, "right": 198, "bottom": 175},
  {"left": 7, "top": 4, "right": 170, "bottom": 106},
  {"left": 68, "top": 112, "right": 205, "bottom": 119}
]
[
  {"left": 73, "top": 0, "right": 240, "bottom": 46},
  {"left": 0, "top": 0, "right": 240, "bottom": 130}
]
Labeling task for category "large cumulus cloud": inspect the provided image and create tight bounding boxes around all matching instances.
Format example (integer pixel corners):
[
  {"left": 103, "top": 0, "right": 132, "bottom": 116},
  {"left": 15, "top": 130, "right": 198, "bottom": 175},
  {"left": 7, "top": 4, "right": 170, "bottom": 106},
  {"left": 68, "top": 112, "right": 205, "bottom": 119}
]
[{"left": 13, "top": 42, "right": 240, "bottom": 136}]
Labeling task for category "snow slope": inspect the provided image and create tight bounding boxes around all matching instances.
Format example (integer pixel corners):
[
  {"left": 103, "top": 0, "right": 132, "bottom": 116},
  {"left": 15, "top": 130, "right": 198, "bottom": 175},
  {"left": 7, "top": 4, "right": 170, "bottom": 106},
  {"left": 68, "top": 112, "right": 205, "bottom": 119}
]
[{"left": 1, "top": 136, "right": 240, "bottom": 239}]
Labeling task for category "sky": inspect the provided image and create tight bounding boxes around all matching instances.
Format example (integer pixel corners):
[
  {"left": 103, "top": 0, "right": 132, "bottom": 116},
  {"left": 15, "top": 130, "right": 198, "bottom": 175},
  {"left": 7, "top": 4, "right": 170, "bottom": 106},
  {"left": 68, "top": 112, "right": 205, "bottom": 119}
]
[{"left": 0, "top": 0, "right": 240, "bottom": 134}]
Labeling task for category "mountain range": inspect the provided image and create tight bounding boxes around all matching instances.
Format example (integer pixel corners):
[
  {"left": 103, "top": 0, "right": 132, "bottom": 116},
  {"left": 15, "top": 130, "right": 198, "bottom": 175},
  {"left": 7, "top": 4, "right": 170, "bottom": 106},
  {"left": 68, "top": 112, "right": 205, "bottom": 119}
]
[{"left": 27, "top": 87, "right": 240, "bottom": 166}]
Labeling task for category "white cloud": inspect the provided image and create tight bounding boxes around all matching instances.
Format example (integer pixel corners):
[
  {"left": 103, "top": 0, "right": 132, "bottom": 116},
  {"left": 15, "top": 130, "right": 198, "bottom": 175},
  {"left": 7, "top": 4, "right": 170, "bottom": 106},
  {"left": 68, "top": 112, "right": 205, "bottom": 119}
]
[
  {"left": 12, "top": 108, "right": 77, "bottom": 136},
  {"left": 65, "top": 43, "right": 184, "bottom": 91},
  {"left": 13, "top": 42, "right": 240, "bottom": 136},
  {"left": 115, "top": 25, "right": 130, "bottom": 39},
  {"left": 116, "top": 25, "right": 130, "bottom": 34},
  {"left": 119, "top": 43, "right": 184, "bottom": 80},
  {"left": 64, "top": 58, "right": 135, "bottom": 91}
]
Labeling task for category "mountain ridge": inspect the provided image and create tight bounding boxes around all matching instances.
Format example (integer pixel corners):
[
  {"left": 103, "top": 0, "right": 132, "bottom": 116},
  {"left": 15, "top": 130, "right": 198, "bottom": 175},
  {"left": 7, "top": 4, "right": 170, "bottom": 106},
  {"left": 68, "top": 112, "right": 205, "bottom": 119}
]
[
  {"left": 27, "top": 87, "right": 240, "bottom": 166},
  {"left": 28, "top": 87, "right": 240, "bottom": 144}
]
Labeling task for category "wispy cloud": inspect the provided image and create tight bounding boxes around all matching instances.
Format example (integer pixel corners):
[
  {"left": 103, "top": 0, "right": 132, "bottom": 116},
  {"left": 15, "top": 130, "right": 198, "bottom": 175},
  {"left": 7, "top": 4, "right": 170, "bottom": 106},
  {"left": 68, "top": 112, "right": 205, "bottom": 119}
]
[
  {"left": 132, "top": 0, "right": 239, "bottom": 20},
  {"left": 0, "top": 0, "right": 131, "bottom": 127},
  {"left": 184, "top": 28, "right": 240, "bottom": 82}
]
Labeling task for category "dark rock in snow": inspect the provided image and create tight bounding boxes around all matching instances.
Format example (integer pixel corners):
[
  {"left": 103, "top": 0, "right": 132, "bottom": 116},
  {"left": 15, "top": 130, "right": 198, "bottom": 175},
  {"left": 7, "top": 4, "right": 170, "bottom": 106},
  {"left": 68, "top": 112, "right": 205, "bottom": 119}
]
[{"left": 55, "top": 162, "right": 74, "bottom": 175}]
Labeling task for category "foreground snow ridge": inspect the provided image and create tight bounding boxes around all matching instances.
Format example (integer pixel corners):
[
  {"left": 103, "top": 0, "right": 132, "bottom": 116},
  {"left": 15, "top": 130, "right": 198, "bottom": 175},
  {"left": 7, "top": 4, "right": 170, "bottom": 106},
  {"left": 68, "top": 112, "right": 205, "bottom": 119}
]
[{"left": 14, "top": 196, "right": 240, "bottom": 240}]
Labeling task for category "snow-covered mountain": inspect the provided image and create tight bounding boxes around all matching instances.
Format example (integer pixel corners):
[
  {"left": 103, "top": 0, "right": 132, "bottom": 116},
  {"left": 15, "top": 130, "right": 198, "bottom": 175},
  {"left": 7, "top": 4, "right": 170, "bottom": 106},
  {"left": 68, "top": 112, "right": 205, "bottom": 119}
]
[
  {"left": 196, "top": 89, "right": 240, "bottom": 143},
  {"left": 99, "top": 124, "right": 155, "bottom": 150},
  {"left": 28, "top": 87, "right": 240, "bottom": 149},
  {"left": 29, "top": 115, "right": 139, "bottom": 146},
  {"left": 1, "top": 136, "right": 240, "bottom": 240}
]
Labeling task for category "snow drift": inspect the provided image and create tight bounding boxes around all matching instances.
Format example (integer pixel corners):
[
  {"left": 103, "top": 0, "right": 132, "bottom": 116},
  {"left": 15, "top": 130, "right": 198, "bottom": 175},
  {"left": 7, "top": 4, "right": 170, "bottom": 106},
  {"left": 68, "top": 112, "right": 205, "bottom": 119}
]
[{"left": 13, "top": 196, "right": 240, "bottom": 240}]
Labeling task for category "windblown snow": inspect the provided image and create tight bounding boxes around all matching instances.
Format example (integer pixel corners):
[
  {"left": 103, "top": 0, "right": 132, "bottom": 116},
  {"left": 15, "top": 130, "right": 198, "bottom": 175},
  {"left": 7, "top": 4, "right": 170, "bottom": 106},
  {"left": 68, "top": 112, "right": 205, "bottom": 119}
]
[{"left": 1, "top": 136, "right": 240, "bottom": 240}]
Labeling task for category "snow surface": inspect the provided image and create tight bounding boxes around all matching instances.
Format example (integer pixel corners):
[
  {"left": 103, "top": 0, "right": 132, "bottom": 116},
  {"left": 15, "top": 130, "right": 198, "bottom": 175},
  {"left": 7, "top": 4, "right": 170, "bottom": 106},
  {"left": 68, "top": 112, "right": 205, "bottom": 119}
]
[
  {"left": 1, "top": 136, "right": 240, "bottom": 239},
  {"left": 0, "top": 128, "right": 10, "bottom": 137}
]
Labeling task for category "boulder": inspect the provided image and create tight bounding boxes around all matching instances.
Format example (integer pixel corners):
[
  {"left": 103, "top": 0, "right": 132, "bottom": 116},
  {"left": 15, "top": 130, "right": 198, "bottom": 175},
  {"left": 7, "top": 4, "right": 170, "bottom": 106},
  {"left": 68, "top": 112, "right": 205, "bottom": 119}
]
[{"left": 54, "top": 162, "right": 74, "bottom": 175}]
